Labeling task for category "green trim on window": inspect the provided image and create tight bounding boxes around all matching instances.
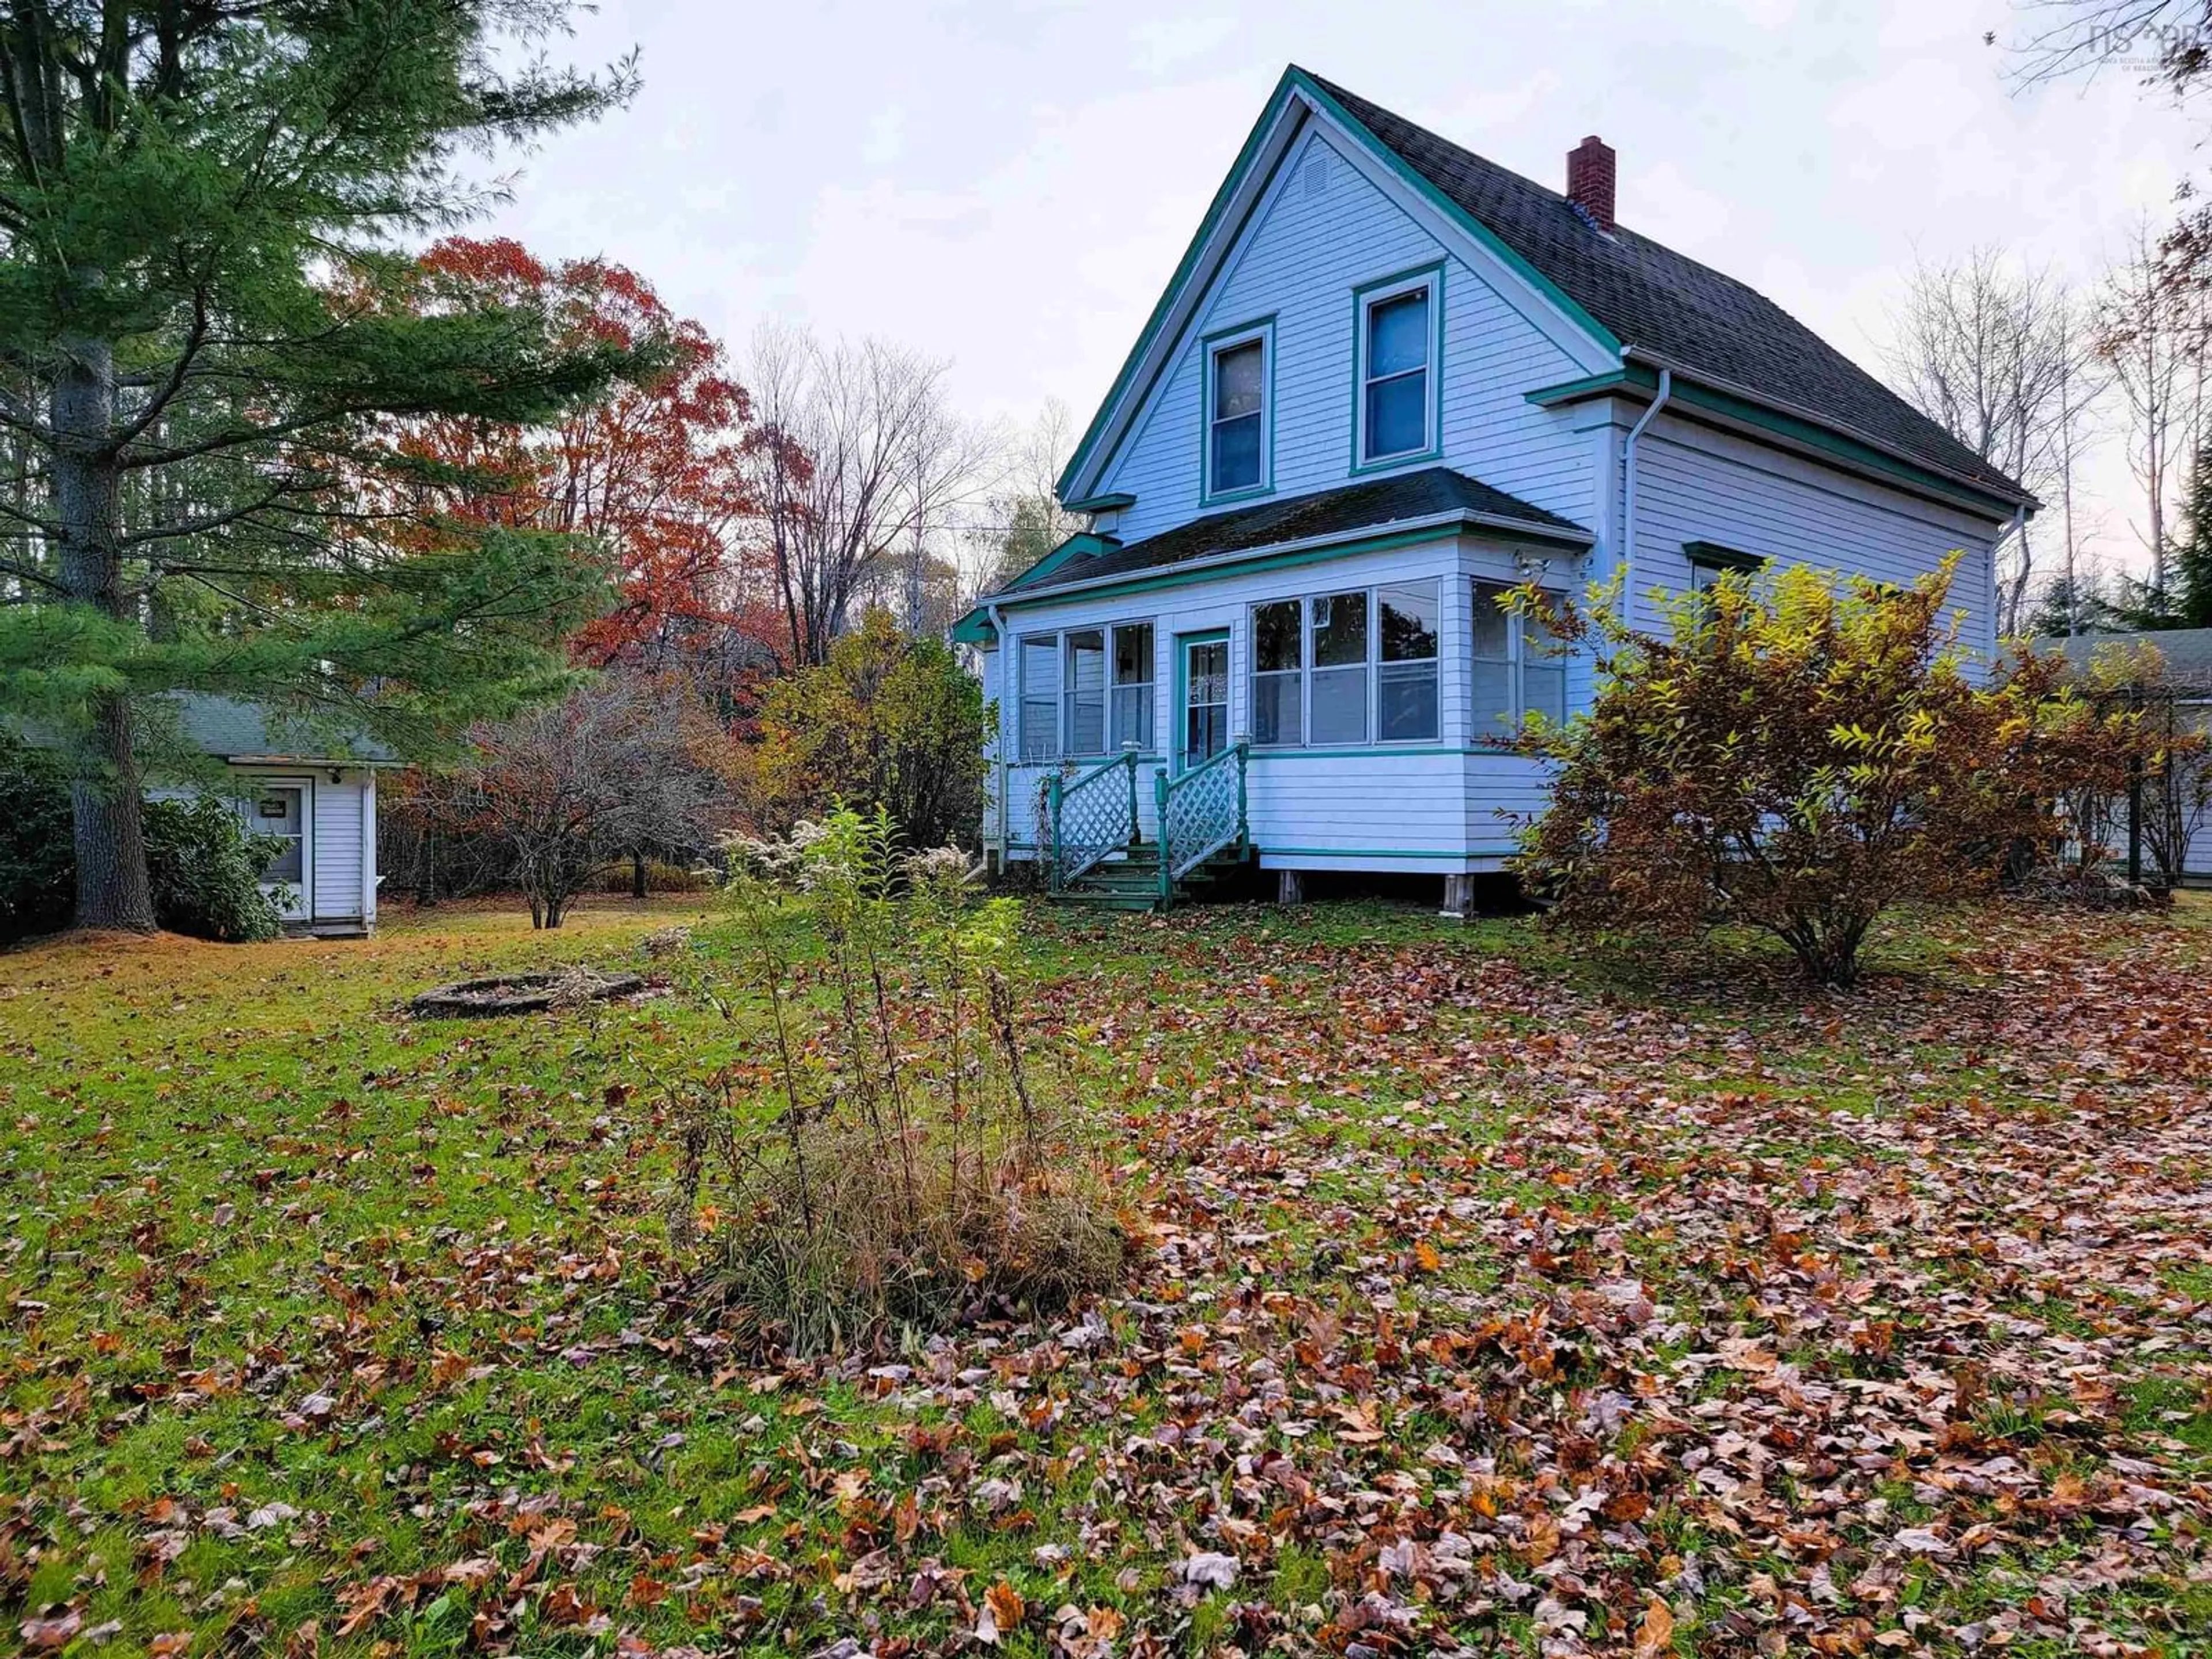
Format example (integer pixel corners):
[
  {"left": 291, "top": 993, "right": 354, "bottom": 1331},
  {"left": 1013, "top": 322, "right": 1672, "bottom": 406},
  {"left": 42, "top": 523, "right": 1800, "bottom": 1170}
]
[
  {"left": 1200, "top": 315, "right": 1278, "bottom": 505},
  {"left": 1524, "top": 363, "right": 2028, "bottom": 520},
  {"left": 1349, "top": 260, "right": 1446, "bottom": 475},
  {"left": 1251, "top": 744, "right": 1494, "bottom": 759},
  {"left": 1173, "top": 627, "right": 1231, "bottom": 775},
  {"left": 1683, "top": 539, "right": 1764, "bottom": 573}
]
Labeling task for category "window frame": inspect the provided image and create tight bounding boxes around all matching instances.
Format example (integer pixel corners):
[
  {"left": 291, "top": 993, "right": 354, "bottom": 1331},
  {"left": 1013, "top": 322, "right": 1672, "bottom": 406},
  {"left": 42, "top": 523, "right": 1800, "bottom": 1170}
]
[
  {"left": 1015, "top": 621, "right": 1158, "bottom": 761},
  {"left": 1471, "top": 579, "right": 1568, "bottom": 738},
  {"left": 1684, "top": 539, "right": 1765, "bottom": 596},
  {"left": 1200, "top": 316, "right": 1275, "bottom": 504},
  {"left": 1351, "top": 264, "right": 1444, "bottom": 473},
  {"left": 1247, "top": 577, "right": 1443, "bottom": 751}
]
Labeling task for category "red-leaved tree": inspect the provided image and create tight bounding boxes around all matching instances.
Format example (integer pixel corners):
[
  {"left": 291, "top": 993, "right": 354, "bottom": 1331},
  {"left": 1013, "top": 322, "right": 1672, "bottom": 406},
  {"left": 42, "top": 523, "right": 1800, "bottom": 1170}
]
[{"left": 389, "top": 238, "right": 790, "bottom": 690}]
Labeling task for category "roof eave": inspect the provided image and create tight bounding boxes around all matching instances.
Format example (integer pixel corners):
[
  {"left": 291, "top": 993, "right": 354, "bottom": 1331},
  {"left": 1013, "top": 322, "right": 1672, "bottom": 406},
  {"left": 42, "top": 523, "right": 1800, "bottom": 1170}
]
[
  {"left": 978, "top": 506, "right": 1593, "bottom": 615},
  {"left": 222, "top": 752, "right": 402, "bottom": 768},
  {"left": 1528, "top": 358, "right": 2038, "bottom": 521}
]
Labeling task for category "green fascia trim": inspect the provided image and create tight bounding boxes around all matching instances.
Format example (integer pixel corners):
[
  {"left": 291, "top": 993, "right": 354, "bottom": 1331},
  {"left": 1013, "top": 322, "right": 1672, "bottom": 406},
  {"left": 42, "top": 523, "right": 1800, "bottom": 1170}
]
[
  {"left": 1523, "top": 365, "right": 1652, "bottom": 407},
  {"left": 1251, "top": 744, "right": 1476, "bottom": 759},
  {"left": 1263, "top": 846, "right": 1479, "bottom": 859},
  {"left": 989, "top": 524, "right": 1461, "bottom": 614},
  {"left": 950, "top": 608, "right": 995, "bottom": 646},
  {"left": 1683, "top": 539, "right": 1764, "bottom": 572},
  {"left": 1065, "top": 491, "right": 1135, "bottom": 513},
  {"left": 1524, "top": 364, "right": 2026, "bottom": 519},
  {"left": 1010, "top": 529, "right": 1125, "bottom": 594},
  {"left": 1200, "top": 314, "right": 1278, "bottom": 505},
  {"left": 1349, "top": 259, "right": 1448, "bottom": 474},
  {"left": 1666, "top": 379, "right": 2025, "bottom": 518},
  {"left": 1007, "top": 754, "right": 1165, "bottom": 769},
  {"left": 1289, "top": 69, "right": 1622, "bottom": 358},
  {"left": 1056, "top": 74, "right": 1306, "bottom": 500}
]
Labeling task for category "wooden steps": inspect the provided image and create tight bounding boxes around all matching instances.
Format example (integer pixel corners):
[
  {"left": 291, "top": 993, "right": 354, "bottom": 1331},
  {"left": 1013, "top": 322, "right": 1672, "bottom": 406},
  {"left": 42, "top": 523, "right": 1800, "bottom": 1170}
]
[{"left": 1055, "top": 843, "right": 1249, "bottom": 912}]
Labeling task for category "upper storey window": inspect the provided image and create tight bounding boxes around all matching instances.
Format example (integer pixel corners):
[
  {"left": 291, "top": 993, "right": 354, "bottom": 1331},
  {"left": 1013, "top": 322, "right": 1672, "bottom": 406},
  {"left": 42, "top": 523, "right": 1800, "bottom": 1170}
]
[
  {"left": 1205, "top": 323, "right": 1271, "bottom": 499},
  {"left": 1356, "top": 270, "right": 1441, "bottom": 467}
]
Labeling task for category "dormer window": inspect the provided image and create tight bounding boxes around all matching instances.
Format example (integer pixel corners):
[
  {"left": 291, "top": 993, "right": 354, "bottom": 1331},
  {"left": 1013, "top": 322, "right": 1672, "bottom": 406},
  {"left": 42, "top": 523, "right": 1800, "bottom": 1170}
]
[
  {"left": 1204, "top": 321, "right": 1272, "bottom": 501},
  {"left": 1355, "top": 268, "right": 1442, "bottom": 468}
]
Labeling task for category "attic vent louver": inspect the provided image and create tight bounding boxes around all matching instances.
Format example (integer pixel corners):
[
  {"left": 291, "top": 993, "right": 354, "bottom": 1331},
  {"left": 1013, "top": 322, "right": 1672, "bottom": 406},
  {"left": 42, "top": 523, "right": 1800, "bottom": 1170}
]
[{"left": 1304, "top": 154, "right": 1328, "bottom": 198}]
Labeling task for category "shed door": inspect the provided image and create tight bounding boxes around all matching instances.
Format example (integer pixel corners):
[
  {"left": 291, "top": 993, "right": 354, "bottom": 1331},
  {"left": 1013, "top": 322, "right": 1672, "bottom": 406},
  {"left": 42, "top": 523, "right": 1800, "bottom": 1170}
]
[{"left": 244, "top": 782, "right": 310, "bottom": 921}]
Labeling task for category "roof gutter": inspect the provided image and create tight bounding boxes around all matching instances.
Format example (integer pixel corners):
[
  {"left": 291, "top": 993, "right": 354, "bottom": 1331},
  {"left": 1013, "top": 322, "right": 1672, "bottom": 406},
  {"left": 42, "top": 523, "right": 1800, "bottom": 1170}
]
[
  {"left": 985, "top": 600, "right": 1011, "bottom": 859},
  {"left": 983, "top": 506, "right": 1594, "bottom": 613},
  {"left": 1620, "top": 365, "right": 1672, "bottom": 627}
]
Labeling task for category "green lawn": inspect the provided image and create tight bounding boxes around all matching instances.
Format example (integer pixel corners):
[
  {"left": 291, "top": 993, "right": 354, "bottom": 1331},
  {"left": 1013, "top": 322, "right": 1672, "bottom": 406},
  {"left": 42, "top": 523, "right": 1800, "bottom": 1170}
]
[{"left": 2, "top": 892, "right": 2208, "bottom": 1656}]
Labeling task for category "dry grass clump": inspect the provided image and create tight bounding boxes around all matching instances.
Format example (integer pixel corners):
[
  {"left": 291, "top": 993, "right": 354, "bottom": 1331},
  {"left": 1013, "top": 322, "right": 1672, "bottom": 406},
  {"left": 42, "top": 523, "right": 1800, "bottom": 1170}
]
[{"left": 665, "top": 809, "right": 1127, "bottom": 1354}]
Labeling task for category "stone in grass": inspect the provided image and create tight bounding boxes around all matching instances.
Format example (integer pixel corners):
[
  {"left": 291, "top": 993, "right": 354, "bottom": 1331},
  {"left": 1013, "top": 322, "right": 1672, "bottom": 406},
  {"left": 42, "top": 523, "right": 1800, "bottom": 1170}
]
[{"left": 408, "top": 968, "right": 645, "bottom": 1018}]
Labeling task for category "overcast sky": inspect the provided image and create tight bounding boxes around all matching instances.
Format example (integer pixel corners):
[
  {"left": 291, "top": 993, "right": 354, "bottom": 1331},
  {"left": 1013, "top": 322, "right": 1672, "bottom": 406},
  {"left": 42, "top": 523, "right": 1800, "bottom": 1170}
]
[{"left": 480, "top": 0, "right": 2202, "bottom": 585}]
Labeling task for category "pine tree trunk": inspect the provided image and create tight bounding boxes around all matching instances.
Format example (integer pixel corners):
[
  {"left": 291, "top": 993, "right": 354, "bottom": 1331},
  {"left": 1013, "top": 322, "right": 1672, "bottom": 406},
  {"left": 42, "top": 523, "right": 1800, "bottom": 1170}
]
[{"left": 54, "top": 333, "right": 157, "bottom": 933}]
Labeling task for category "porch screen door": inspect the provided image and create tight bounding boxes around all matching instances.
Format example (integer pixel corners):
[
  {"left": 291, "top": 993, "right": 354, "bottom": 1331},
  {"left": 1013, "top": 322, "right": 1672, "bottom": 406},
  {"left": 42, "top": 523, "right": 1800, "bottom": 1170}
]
[{"left": 1180, "top": 636, "right": 1228, "bottom": 771}]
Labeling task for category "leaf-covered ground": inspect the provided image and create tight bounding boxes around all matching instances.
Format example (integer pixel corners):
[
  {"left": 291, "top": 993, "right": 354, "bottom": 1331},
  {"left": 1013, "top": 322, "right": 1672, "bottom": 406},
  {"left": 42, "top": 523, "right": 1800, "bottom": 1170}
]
[{"left": 2, "top": 894, "right": 2208, "bottom": 1657}]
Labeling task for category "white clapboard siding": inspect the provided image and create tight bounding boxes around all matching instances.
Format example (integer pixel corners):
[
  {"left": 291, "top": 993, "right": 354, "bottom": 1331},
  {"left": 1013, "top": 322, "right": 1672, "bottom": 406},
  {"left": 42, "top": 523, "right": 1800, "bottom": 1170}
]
[
  {"left": 310, "top": 774, "right": 367, "bottom": 921},
  {"left": 981, "top": 532, "right": 1582, "bottom": 871},
  {"left": 1096, "top": 130, "right": 1593, "bottom": 546},
  {"left": 1627, "top": 418, "right": 2002, "bottom": 647}
]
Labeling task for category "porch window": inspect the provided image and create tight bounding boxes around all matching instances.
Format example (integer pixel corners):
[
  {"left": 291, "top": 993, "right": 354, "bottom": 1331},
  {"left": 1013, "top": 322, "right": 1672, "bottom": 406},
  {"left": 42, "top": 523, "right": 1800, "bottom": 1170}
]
[
  {"left": 1206, "top": 328, "right": 1270, "bottom": 498},
  {"left": 1472, "top": 581, "right": 1567, "bottom": 735},
  {"left": 1111, "top": 622, "right": 1155, "bottom": 749},
  {"left": 1309, "top": 589, "right": 1370, "bottom": 745},
  {"left": 1063, "top": 629, "right": 1107, "bottom": 756},
  {"left": 1018, "top": 635, "right": 1058, "bottom": 761},
  {"left": 1249, "top": 578, "right": 1440, "bottom": 749},
  {"left": 1252, "top": 599, "right": 1303, "bottom": 746},
  {"left": 1017, "top": 622, "right": 1157, "bottom": 759},
  {"left": 1377, "top": 580, "right": 1440, "bottom": 741}
]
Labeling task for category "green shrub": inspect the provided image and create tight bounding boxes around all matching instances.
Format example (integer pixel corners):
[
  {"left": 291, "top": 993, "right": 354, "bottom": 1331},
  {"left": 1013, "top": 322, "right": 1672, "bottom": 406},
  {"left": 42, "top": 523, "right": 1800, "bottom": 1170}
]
[
  {"left": 2, "top": 740, "right": 289, "bottom": 944},
  {"left": 665, "top": 807, "right": 1126, "bottom": 1354},
  {"left": 748, "top": 610, "right": 989, "bottom": 851},
  {"left": 1513, "top": 558, "right": 2165, "bottom": 986},
  {"left": 142, "top": 795, "right": 288, "bottom": 942},
  {"left": 0, "top": 736, "right": 75, "bottom": 944}
]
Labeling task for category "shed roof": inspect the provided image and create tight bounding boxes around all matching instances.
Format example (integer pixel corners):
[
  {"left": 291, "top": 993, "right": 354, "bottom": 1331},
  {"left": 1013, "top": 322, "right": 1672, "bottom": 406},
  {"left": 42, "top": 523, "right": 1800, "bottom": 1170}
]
[{"left": 174, "top": 695, "right": 397, "bottom": 764}]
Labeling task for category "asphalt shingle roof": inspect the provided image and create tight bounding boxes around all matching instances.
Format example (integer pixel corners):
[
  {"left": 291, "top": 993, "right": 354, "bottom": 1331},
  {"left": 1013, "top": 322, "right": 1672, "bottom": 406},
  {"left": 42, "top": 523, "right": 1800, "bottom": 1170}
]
[
  {"left": 1304, "top": 72, "right": 2032, "bottom": 505},
  {"left": 2046, "top": 628, "right": 2212, "bottom": 691},
  {"left": 173, "top": 694, "right": 395, "bottom": 763},
  {"left": 995, "top": 467, "right": 1590, "bottom": 599}
]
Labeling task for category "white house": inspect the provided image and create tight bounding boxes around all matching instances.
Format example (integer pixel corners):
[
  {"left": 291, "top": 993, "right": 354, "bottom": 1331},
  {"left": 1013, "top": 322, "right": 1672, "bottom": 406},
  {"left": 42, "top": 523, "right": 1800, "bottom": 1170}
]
[
  {"left": 954, "top": 67, "right": 2035, "bottom": 911},
  {"left": 168, "top": 695, "right": 394, "bottom": 935},
  {"left": 2051, "top": 627, "right": 2212, "bottom": 885}
]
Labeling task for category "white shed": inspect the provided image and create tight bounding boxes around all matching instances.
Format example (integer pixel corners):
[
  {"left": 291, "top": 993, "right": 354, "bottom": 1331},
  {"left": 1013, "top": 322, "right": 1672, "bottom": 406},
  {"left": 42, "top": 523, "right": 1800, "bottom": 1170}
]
[{"left": 171, "top": 695, "right": 395, "bottom": 937}]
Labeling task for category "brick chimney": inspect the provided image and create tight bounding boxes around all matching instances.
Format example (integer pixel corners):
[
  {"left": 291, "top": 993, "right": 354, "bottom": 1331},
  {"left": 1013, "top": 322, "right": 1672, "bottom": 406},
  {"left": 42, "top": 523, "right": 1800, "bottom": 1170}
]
[{"left": 1566, "top": 135, "right": 1616, "bottom": 231}]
